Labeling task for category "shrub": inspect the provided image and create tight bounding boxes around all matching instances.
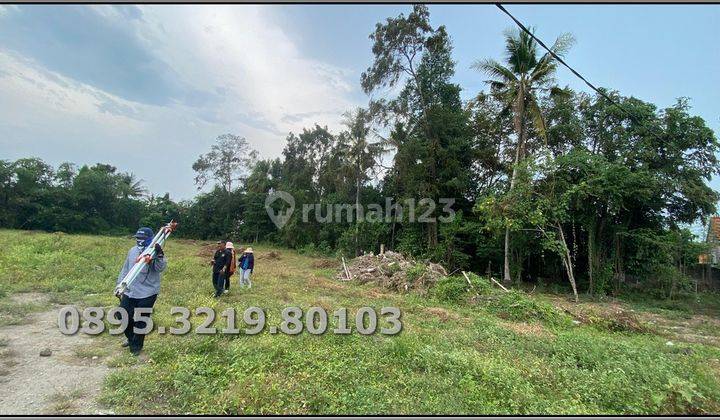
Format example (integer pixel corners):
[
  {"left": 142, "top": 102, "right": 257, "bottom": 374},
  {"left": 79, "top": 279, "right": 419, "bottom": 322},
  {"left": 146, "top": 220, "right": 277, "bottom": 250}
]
[
  {"left": 485, "top": 290, "right": 572, "bottom": 327},
  {"left": 433, "top": 273, "right": 492, "bottom": 304},
  {"left": 406, "top": 264, "right": 427, "bottom": 282},
  {"left": 433, "top": 275, "right": 469, "bottom": 303}
]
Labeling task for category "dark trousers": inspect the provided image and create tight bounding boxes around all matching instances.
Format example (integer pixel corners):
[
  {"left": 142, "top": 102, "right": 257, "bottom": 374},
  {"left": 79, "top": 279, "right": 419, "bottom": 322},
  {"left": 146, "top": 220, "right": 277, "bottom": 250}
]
[
  {"left": 212, "top": 271, "right": 225, "bottom": 296},
  {"left": 224, "top": 272, "right": 233, "bottom": 290},
  {"left": 119, "top": 293, "right": 158, "bottom": 353}
]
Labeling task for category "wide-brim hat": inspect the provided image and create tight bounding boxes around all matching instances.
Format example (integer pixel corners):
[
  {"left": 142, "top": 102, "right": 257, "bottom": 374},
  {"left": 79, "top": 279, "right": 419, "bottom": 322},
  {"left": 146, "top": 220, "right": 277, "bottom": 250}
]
[
  {"left": 226, "top": 241, "right": 234, "bottom": 249},
  {"left": 245, "top": 247, "right": 253, "bottom": 253}
]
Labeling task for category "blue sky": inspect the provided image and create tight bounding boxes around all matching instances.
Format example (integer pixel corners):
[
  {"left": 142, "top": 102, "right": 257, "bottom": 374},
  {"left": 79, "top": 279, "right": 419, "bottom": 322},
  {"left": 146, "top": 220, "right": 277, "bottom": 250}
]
[{"left": 1, "top": 4, "right": 718, "bottom": 201}]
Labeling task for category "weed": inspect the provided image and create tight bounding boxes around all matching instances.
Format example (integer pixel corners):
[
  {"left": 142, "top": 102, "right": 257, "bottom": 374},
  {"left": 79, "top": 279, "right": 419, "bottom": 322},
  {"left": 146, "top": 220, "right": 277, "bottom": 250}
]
[{"left": 1, "top": 230, "right": 719, "bottom": 414}]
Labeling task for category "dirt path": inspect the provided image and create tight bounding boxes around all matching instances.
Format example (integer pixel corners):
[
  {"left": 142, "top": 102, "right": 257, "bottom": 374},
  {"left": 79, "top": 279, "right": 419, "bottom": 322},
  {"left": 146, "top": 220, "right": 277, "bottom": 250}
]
[{"left": 0, "top": 293, "right": 115, "bottom": 415}]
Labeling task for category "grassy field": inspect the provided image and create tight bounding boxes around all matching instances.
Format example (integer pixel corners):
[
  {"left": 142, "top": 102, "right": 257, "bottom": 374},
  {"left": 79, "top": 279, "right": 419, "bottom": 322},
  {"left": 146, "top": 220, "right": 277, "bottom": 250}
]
[{"left": 1, "top": 229, "right": 720, "bottom": 414}]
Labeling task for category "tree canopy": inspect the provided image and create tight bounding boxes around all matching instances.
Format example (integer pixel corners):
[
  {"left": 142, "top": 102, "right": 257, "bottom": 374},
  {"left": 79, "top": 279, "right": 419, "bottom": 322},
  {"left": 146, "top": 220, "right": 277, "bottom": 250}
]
[{"left": 3, "top": 6, "right": 718, "bottom": 299}]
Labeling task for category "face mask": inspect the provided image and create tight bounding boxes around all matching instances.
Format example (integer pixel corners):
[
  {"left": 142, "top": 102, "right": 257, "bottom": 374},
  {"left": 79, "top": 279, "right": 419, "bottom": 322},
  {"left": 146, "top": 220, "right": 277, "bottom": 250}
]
[{"left": 137, "top": 238, "right": 151, "bottom": 248}]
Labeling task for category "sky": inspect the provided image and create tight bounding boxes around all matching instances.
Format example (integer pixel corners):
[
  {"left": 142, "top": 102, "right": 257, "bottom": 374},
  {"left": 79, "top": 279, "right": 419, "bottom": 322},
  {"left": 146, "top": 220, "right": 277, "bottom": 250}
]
[{"left": 1, "top": 4, "right": 719, "bottom": 201}]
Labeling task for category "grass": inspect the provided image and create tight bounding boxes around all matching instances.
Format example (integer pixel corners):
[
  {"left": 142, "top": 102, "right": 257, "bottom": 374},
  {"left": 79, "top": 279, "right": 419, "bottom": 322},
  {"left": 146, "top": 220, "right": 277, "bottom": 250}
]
[
  {"left": 0, "top": 229, "right": 719, "bottom": 414},
  {"left": 48, "top": 389, "right": 86, "bottom": 414}
]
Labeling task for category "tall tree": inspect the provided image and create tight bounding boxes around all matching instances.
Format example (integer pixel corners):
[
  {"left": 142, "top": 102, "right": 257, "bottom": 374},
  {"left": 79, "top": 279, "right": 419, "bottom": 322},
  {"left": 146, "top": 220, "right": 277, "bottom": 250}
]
[
  {"left": 362, "top": 5, "right": 472, "bottom": 249},
  {"left": 341, "top": 107, "right": 383, "bottom": 255},
  {"left": 192, "top": 134, "right": 258, "bottom": 192},
  {"left": 473, "top": 27, "right": 574, "bottom": 285}
]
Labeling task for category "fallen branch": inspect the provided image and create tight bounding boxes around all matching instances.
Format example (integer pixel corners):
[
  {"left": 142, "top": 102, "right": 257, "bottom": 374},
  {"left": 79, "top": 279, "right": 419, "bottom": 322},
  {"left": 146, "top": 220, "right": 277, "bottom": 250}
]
[
  {"left": 461, "top": 271, "right": 479, "bottom": 298},
  {"left": 489, "top": 276, "right": 509, "bottom": 292},
  {"left": 341, "top": 256, "right": 352, "bottom": 280}
]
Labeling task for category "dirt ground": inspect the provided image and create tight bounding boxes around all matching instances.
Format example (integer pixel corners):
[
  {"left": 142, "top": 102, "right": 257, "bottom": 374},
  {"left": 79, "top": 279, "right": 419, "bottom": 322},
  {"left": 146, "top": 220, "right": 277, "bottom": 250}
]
[
  {"left": 0, "top": 293, "right": 115, "bottom": 415},
  {"left": 546, "top": 295, "right": 720, "bottom": 347}
]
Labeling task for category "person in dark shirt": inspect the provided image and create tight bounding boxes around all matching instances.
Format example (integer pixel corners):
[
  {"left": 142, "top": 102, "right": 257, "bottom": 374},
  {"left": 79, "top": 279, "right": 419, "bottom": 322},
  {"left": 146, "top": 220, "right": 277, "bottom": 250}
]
[
  {"left": 210, "top": 240, "right": 228, "bottom": 298},
  {"left": 223, "top": 242, "right": 236, "bottom": 293}
]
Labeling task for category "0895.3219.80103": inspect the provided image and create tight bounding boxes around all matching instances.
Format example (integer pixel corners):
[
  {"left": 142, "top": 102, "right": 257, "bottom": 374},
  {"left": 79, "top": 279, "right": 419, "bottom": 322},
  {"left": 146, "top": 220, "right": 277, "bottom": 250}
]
[{"left": 57, "top": 306, "right": 402, "bottom": 336}]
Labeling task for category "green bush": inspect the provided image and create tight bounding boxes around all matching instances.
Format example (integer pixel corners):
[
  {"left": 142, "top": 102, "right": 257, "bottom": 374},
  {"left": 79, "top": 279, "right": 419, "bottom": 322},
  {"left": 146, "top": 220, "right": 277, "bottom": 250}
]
[
  {"left": 433, "top": 273, "right": 492, "bottom": 304},
  {"left": 433, "top": 275, "right": 469, "bottom": 303},
  {"left": 486, "top": 290, "right": 572, "bottom": 327},
  {"left": 298, "top": 242, "right": 332, "bottom": 257},
  {"left": 406, "top": 264, "right": 427, "bottom": 283}
]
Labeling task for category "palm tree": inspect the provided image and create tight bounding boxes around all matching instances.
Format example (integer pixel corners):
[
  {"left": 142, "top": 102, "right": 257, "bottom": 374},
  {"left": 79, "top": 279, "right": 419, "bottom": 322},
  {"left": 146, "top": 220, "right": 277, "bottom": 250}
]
[
  {"left": 117, "top": 172, "right": 148, "bottom": 199},
  {"left": 473, "top": 28, "right": 574, "bottom": 285}
]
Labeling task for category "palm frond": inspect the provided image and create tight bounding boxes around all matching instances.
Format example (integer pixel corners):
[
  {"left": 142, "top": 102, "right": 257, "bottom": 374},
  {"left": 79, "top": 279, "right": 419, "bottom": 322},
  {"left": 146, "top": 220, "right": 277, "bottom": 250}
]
[
  {"left": 472, "top": 59, "right": 518, "bottom": 83},
  {"left": 526, "top": 93, "right": 548, "bottom": 141},
  {"left": 550, "top": 32, "right": 575, "bottom": 58},
  {"left": 488, "top": 81, "right": 507, "bottom": 90},
  {"left": 549, "top": 86, "right": 573, "bottom": 99},
  {"left": 532, "top": 32, "right": 574, "bottom": 82},
  {"left": 529, "top": 59, "right": 557, "bottom": 84},
  {"left": 503, "top": 27, "right": 539, "bottom": 74}
]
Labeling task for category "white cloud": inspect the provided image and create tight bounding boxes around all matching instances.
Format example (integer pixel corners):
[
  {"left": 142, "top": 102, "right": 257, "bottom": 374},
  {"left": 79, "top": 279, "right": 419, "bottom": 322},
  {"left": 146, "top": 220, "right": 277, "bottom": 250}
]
[
  {"left": 0, "top": 5, "right": 363, "bottom": 199},
  {"left": 0, "top": 50, "right": 146, "bottom": 139},
  {"left": 103, "top": 5, "right": 360, "bottom": 142},
  {"left": 0, "top": 5, "right": 19, "bottom": 17}
]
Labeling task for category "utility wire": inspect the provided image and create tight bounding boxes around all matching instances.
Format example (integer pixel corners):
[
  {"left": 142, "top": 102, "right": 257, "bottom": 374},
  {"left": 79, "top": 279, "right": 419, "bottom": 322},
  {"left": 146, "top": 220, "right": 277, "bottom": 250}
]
[{"left": 495, "top": 3, "right": 665, "bottom": 141}]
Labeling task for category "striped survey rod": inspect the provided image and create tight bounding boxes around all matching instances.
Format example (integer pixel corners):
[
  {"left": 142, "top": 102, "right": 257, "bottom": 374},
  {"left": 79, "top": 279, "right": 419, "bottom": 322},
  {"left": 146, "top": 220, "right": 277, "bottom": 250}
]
[{"left": 114, "top": 220, "right": 178, "bottom": 296}]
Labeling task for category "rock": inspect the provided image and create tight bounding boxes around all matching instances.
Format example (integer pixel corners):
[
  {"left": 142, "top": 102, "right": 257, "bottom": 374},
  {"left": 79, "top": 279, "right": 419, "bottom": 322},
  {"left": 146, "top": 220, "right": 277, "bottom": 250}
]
[
  {"left": 665, "top": 341, "right": 674, "bottom": 346},
  {"left": 92, "top": 356, "right": 98, "bottom": 360},
  {"left": 39, "top": 348, "right": 52, "bottom": 357}
]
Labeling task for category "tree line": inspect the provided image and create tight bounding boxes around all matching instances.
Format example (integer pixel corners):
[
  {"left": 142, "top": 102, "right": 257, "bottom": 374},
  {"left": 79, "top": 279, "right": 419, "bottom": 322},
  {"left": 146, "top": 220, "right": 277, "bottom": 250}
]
[{"left": 2, "top": 6, "right": 717, "bottom": 299}]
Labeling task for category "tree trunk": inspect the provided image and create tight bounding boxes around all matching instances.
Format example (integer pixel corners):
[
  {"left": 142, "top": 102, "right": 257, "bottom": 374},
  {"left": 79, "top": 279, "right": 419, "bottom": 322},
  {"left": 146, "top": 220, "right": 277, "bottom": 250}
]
[
  {"left": 503, "top": 226, "right": 512, "bottom": 286},
  {"left": 587, "top": 221, "right": 595, "bottom": 295},
  {"left": 390, "top": 199, "right": 397, "bottom": 250},
  {"left": 613, "top": 233, "right": 625, "bottom": 296},
  {"left": 515, "top": 247, "right": 523, "bottom": 284},
  {"left": 503, "top": 134, "right": 522, "bottom": 286},
  {"left": 408, "top": 67, "right": 439, "bottom": 249},
  {"left": 503, "top": 88, "right": 526, "bottom": 285},
  {"left": 355, "top": 172, "right": 361, "bottom": 256},
  {"left": 427, "top": 220, "right": 438, "bottom": 248},
  {"left": 557, "top": 222, "right": 579, "bottom": 302}
]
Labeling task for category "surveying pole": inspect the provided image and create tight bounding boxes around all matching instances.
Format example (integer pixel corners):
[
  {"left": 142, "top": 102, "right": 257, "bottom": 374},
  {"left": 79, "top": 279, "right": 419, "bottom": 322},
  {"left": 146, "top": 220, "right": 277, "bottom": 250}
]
[{"left": 114, "top": 220, "right": 178, "bottom": 297}]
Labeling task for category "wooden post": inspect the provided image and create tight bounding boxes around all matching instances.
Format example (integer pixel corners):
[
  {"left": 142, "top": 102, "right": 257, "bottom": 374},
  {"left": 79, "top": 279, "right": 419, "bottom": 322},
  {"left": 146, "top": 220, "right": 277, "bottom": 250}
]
[
  {"left": 461, "top": 271, "right": 479, "bottom": 298},
  {"left": 342, "top": 256, "right": 352, "bottom": 280},
  {"left": 380, "top": 244, "right": 385, "bottom": 255},
  {"left": 489, "top": 276, "right": 509, "bottom": 292}
]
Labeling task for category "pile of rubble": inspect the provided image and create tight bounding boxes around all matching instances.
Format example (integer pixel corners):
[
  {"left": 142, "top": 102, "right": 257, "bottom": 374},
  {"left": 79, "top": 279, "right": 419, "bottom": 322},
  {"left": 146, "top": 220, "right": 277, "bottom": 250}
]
[{"left": 337, "top": 251, "right": 448, "bottom": 293}]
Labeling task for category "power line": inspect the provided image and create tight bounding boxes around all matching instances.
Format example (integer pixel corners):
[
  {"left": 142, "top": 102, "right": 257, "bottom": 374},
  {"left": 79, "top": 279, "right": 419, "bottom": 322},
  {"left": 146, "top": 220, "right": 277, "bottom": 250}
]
[{"left": 495, "top": 3, "right": 665, "bottom": 141}]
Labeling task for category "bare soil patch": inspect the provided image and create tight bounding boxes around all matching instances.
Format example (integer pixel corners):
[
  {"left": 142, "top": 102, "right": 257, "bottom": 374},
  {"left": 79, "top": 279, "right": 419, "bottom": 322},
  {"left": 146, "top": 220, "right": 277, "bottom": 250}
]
[
  {"left": 196, "top": 243, "right": 218, "bottom": 258},
  {"left": 424, "top": 307, "right": 461, "bottom": 322},
  {"left": 262, "top": 251, "right": 281, "bottom": 260},
  {"left": 311, "top": 259, "right": 337, "bottom": 269},
  {"left": 307, "top": 276, "right": 347, "bottom": 291},
  {"left": 0, "top": 293, "right": 116, "bottom": 415},
  {"left": 546, "top": 295, "right": 720, "bottom": 346},
  {"left": 500, "top": 321, "right": 554, "bottom": 338}
]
